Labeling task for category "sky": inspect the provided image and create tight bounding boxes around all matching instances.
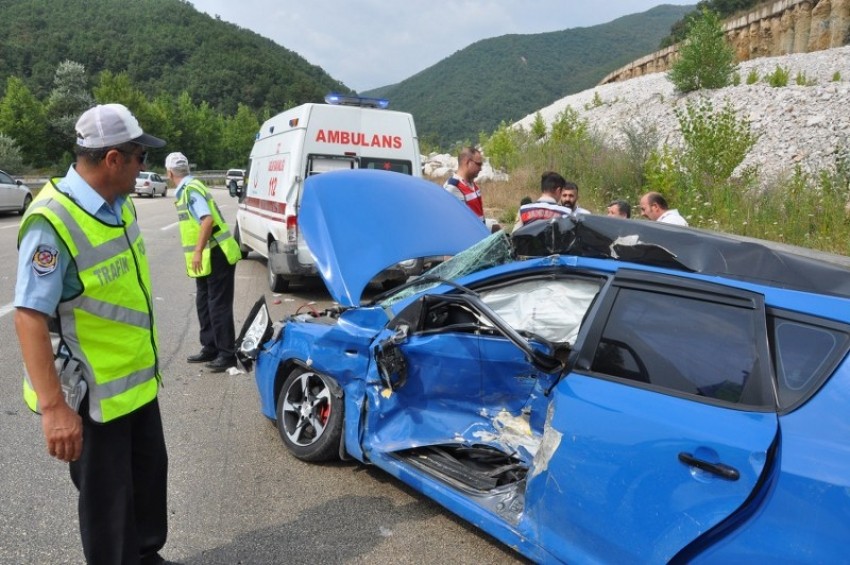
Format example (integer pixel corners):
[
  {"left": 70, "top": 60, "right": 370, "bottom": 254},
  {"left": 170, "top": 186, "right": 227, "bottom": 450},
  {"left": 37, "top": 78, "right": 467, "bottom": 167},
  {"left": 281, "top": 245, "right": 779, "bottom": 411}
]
[{"left": 190, "top": 1, "right": 695, "bottom": 92}]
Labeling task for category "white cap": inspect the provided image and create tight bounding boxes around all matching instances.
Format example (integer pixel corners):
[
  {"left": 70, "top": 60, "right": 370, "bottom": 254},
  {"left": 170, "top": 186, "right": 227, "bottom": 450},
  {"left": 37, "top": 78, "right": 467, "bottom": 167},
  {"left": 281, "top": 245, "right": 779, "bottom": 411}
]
[
  {"left": 165, "top": 152, "right": 189, "bottom": 170},
  {"left": 75, "top": 103, "right": 166, "bottom": 149}
]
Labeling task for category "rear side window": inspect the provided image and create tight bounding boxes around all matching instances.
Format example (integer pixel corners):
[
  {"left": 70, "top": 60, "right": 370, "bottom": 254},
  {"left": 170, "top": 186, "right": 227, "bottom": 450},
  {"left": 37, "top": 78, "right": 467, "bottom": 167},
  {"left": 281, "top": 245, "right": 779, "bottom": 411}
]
[
  {"left": 770, "top": 314, "right": 850, "bottom": 411},
  {"left": 307, "top": 155, "right": 356, "bottom": 175},
  {"left": 590, "top": 287, "right": 768, "bottom": 407},
  {"left": 360, "top": 157, "right": 413, "bottom": 175}
]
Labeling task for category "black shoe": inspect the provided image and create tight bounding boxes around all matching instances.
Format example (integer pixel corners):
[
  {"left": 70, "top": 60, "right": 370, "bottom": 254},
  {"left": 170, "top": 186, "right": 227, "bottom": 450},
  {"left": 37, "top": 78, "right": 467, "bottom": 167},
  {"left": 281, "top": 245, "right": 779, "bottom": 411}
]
[
  {"left": 206, "top": 355, "right": 236, "bottom": 372},
  {"left": 187, "top": 349, "right": 217, "bottom": 363}
]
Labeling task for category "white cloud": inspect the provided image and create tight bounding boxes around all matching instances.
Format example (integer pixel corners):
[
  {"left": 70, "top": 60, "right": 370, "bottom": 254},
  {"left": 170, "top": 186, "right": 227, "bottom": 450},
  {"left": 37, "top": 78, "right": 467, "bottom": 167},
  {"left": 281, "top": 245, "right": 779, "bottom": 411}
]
[{"left": 190, "top": 0, "right": 694, "bottom": 91}]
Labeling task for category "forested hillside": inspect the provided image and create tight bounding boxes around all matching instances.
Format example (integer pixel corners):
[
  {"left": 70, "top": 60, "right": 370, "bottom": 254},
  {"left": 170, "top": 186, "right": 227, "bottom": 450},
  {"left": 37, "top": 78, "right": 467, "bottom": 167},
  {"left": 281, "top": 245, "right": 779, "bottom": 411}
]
[
  {"left": 0, "top": 0, "right": 349, "bottom": 113},
  {"left": 364, "top": 4, "right": 694, "bottom": 148},
  {"left": 1, "top": 0, "right": 695, "bottom": 168}
]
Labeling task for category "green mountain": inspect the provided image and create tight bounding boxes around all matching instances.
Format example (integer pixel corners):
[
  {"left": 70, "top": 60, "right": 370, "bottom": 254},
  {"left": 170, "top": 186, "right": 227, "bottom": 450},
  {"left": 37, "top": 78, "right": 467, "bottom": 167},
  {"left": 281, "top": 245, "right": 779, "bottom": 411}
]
[
  {"left": 363, "top": 4, "right": 694, "bottom": 147},
  {"left": 1, "top": 0, "right": 692, "bottom": 150},
  {"left": 0, "top": 0, "right": 351, "bottom": 115}
]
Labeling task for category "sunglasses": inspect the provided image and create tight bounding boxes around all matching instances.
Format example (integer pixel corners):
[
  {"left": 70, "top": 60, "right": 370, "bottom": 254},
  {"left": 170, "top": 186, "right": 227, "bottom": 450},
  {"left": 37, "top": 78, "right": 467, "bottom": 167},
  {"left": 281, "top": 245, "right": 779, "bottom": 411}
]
[{"left": 117, "top": 148, "right": 148, "bottom": 165}]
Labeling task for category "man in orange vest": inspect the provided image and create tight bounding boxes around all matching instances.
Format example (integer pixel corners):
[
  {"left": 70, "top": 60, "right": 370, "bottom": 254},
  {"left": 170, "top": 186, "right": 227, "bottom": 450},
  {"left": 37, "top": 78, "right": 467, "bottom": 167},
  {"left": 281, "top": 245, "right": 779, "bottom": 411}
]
[
  {"left": 515, "top": 171, "right": 573, "bottom": 228},
  {"left": 443, "top": 146, "right": 485, "bottom": 222}
]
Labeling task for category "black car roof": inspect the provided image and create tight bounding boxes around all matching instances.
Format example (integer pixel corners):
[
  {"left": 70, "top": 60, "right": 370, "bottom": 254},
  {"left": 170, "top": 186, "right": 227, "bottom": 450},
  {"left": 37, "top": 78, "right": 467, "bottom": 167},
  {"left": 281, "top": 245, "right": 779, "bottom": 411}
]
[{"left": 511, "top": 215, "right": 850, "bottom": 299}]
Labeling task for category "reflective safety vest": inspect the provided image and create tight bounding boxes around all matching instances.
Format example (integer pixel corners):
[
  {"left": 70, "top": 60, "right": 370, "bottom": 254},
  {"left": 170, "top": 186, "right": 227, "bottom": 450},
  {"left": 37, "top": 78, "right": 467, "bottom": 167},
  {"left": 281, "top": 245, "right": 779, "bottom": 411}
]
[
  {"left": 518, "top": 200, "right": 573, "bottom": 225},
  {"left": 20, "top": 180, "right": 160, "bottom": 423},
  {"left": 175, "top": 179, "right": 241, "bottom": 277},
  {"left": 445, "top": 176, "right": 484, "bottom": 220}
]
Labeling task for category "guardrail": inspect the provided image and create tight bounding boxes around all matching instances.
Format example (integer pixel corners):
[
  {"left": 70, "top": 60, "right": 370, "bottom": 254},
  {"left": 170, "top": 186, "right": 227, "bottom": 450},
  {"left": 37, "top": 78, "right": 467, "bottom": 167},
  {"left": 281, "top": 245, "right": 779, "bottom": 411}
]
[{"left": 21, "top": 171, "right": 231, "bottom": 193}]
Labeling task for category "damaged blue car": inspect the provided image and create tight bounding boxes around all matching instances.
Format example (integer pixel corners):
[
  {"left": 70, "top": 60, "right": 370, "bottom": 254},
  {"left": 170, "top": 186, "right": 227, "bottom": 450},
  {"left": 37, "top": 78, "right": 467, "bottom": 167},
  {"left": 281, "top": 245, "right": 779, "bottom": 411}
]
[{"left": 237, "top": 169, "right": 850, "bottom": 563}]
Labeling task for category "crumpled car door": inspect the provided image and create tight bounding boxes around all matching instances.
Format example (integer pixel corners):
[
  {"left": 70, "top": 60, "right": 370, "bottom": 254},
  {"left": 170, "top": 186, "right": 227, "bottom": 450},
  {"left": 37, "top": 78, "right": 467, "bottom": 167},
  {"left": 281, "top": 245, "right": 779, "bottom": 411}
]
[
  {"left": 362, "top": 319, "right": 540, "bottom": 454},
  {"left": 522, "top": 271, "right": 778, "bottom": 563}
]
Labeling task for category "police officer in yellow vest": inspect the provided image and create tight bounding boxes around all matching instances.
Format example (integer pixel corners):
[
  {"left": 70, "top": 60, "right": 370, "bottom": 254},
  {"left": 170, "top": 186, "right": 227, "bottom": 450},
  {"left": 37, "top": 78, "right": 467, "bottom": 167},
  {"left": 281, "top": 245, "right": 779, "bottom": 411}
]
[
  {"left": 165, "top": 152, "right": 241, "bottom": 372},
  {"left": 14, "top": 104, "right": 171, "bottom": 564}
]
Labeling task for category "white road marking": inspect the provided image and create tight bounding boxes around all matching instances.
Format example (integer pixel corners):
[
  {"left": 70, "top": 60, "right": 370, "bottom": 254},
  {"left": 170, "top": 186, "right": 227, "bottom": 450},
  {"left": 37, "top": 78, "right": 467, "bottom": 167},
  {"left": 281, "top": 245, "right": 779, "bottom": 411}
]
[
  {"left": 1, "top": 223, "right": 21, "bottom": 230},
  {"left": 0, "top": 302, "right": 15, "bottom": 319},
  {"left": 161, "top": 222, "right": 179, "bottom": 231}
]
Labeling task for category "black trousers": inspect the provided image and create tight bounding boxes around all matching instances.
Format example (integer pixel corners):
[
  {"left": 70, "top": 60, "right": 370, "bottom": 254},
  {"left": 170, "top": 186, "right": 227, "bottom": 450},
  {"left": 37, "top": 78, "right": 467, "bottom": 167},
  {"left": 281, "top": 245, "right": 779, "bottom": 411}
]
[
  {"left": 196, "top": 246, "right": 236, "bottom": 357},
  {"left": 69, "top": 397, "right": 168, "bottom": 565}
]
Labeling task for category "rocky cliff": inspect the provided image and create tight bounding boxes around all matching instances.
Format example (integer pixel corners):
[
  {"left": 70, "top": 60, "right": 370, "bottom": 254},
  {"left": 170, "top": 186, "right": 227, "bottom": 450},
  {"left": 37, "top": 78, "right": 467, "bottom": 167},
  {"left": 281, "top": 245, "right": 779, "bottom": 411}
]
[
  {"left": 515, "top": 45, "right": 850, "bottom": 183},
  {"left": 601, "top": 0, "right": 850, "bottom": 83}
]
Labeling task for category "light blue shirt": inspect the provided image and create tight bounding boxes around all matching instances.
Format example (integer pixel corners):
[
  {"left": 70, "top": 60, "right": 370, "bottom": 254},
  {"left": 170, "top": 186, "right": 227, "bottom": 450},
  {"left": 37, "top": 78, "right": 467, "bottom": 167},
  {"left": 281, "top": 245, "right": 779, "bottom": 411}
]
[
  {"left": 174, "top": 175, "right": 211, "bottom": 223},
  {"left": 15, "top": 165, "right": 128, "bottom": 315}
]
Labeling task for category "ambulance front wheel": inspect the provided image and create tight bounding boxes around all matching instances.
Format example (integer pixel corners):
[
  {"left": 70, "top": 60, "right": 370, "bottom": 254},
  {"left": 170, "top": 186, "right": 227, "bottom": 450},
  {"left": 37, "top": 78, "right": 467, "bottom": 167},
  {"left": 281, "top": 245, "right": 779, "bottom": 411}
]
[{"left": 267, "top": 258, "right": 290, "bottom": 293}]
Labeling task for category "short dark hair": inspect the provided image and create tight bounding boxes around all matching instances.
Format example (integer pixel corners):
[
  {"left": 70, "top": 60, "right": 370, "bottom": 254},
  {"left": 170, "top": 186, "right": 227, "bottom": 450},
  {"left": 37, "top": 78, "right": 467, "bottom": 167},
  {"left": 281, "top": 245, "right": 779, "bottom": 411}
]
[
  {"left": 74, "top": 141, "right": 139, "bottom": 166},
  {"left": 608, "top": 199, "right": 631, "bottom": 218},
  {"left": 563, "top": 180, "right": 578, "bottom": 192},
  {"left": 540, "top": 171, "right": 566, "bottom": 193},
  {"left": 520, "top": 196, "right": 533, "bottom": 206},
  {"left": 458, "top": 146, "right": 480, "bottom": 164},
  {"left": 645, "top": 191, "right": 669, "bottom": 210}
]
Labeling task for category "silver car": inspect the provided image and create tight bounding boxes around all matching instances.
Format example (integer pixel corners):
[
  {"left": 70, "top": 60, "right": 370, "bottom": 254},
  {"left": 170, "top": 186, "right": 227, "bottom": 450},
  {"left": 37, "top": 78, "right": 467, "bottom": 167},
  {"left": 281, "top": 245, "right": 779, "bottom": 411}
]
[
  {"left": 0, "top": 169, "right": 33, "bottom": 215},
  {"left": 135, "top": 172, "right": 167, "bottom": 197}
]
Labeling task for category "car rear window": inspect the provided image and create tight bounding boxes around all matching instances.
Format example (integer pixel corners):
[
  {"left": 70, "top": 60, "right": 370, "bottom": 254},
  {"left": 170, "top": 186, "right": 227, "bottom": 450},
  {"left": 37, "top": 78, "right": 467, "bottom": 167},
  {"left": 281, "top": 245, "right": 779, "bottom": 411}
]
[{"left": 360, "top": 157, "right": 413, "bottom": 175}]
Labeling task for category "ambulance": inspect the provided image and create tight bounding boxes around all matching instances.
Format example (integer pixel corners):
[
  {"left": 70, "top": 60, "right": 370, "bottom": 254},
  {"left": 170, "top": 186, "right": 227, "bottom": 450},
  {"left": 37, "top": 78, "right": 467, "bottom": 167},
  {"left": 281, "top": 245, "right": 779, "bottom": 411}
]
[{"left": 230, "top": 94, "right": 423, "bottom": 293}]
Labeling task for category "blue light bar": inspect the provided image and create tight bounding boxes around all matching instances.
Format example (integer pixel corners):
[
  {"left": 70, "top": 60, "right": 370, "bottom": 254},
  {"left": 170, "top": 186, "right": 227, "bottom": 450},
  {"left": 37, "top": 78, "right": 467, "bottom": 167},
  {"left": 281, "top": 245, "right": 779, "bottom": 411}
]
[{"left": 324, "top": 93, "right": 389, "bottom": 109}]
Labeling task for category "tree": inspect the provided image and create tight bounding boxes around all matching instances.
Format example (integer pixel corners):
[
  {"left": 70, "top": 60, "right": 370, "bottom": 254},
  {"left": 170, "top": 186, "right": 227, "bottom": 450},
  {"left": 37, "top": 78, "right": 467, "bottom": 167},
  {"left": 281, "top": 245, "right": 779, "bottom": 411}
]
[
  {"left": 45, "top": 61, "right": 94, "bottom": 164},
  {"left": 482, "top": 121, "right": 521, "bottom": 171},
  {"left": 662, "top": 0, "right": 762, "bottom": 47},
  {"left": 675, "top": 95, "right": 757, "bottom": 183},
  {"left": 0, "top": 134, "right": 25, "bottom": 172},
  {"left": 668, "top": 8, "right": 736, "bottom": 93},
  {"left": 221, "top": 104, "right": 260, "bottom": 168},
  {"left": 530, "top": 112, "right": 547, "bottom": 140},
  {"left": 0, "top": 77, "right": 50, "bottom": 166},
  {"left": 549, "top": 106, "right": 589, "bottom": 146}
]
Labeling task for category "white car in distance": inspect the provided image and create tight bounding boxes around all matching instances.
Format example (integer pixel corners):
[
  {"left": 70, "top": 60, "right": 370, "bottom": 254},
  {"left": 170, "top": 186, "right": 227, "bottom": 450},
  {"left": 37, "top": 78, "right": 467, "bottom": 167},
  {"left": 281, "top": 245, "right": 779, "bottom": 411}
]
[
  {"left": 135, "top": 172, "right": 168, "bottom": 197},
  {"left": 0, "top": 169, "right": 33, "bottom": 215}
]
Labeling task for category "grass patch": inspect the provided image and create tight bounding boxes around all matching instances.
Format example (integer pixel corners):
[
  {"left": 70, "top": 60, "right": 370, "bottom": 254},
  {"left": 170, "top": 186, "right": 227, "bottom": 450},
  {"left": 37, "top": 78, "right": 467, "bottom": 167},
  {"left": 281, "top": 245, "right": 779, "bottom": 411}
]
[{"left": 474, "top": 101, "right": 850, "bottom": 256}]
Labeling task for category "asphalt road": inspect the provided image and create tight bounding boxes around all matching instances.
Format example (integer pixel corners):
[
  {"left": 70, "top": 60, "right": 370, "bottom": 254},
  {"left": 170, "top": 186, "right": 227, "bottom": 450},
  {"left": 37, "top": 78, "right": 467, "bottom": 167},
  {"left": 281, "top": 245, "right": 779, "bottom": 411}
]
[{"left": 0, "top": 189, "right": 525, "bottom": 564}]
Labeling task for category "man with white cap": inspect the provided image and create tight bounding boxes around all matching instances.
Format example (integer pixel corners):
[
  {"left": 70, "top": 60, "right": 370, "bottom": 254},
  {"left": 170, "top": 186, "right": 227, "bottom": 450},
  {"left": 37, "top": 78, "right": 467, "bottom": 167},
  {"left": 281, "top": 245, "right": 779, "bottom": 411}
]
[
  {"left": 165, "top": 152, "right": 242, "bottom": 372},
  {"left": 14, "top": 104, "right": 173, "bottom": 564}
]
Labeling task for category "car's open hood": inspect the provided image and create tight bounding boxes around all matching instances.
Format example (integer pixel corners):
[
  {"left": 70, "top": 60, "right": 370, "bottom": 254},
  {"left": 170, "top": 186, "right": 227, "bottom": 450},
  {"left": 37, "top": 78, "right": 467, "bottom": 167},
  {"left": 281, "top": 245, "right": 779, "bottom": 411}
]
[{"left": 300, "top": 169, "right": 490, "bottom": 307}]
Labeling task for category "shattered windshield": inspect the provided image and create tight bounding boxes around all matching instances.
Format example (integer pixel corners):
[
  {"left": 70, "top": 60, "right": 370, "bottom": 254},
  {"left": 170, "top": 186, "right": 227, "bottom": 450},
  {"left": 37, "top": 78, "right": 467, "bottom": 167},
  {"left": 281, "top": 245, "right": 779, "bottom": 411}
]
[{"left": 381, "top": 231, "right": 515, "bottom": 307}]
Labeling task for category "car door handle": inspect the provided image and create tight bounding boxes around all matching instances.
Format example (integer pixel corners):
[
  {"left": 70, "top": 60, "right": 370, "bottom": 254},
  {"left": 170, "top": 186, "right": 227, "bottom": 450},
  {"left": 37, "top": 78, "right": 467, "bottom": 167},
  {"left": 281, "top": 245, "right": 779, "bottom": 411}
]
[{"left": 678, "top": 452, "right": 740, "bottom": 481}]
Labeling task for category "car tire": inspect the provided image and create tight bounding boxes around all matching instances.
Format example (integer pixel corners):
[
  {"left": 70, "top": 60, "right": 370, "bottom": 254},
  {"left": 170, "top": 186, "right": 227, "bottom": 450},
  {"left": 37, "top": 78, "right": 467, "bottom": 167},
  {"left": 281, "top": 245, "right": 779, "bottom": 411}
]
[
  {"left": 18, "top": 193, "right": 32, "bottom": 215},
  {"left": 276, "top": 367, "right": 343, "bottom": 462},
  {"left": 162, "top": 186, "right": 167, "bottom": 197},
  {"left": 234, "top": 224, "right": 250, "bottom": 259},
  {"left": 267, "top": 247, "right": 290, "bottom": 293}
]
